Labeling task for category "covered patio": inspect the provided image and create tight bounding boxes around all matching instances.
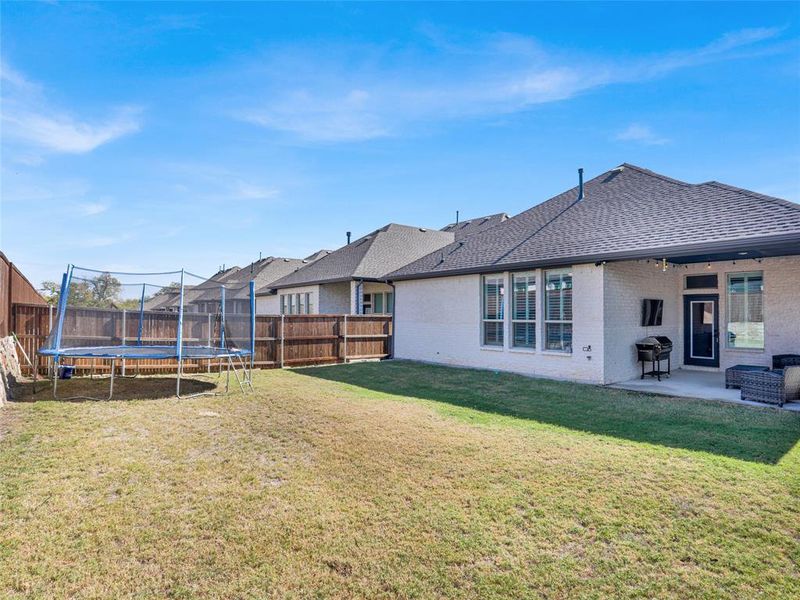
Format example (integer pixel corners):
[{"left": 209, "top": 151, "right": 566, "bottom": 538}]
[{"left": 610, "top": 368, "right": 800, "bottom": 412}]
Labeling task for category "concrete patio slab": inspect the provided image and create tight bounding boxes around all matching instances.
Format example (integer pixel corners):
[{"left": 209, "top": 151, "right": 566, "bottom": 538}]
[{"left": 610, "top": 368, "right": 800, "bottom": 412}]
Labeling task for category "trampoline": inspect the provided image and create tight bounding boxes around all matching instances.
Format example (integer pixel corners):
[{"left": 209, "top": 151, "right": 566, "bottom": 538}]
[{"left": 36, "top": 265, "right": 256, "bottom": 400}]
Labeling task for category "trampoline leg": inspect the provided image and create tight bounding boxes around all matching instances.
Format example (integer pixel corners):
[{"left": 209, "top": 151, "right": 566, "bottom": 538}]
[
  {"left": 225, "top": 357, "right": 231, "bottom": 394},
  {"left": 176, "top": 358, "right": 182, "bottom": 398},
  {"left": 53, "top": 358, "right": 59, "bottom": 399},
  {"left": 108, "top": 359, "right": 115, "bottom": 400}
]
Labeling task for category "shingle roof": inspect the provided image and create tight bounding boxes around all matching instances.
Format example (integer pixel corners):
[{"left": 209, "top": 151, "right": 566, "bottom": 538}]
[
  {"left": 190, "top": 257, "right": 312, "bottom": 302},
  {"left": 440, "top": 213, "right": 509, "bottom": 240},
  {"left": 389, "top": 163, "right": 800, "bottom": 280},
  {"left": 268, "top": 223, "right": 455, "bottom": 289}
]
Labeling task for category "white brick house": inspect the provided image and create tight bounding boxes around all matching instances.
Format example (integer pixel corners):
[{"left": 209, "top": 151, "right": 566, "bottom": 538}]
[{"left": 388, "top": 164, "right": 800, "bottom": 385}]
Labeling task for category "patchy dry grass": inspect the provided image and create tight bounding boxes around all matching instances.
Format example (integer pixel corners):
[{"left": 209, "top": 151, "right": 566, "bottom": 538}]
[{"left": 1, "top": 361, "right": 798, "bottom": 599}]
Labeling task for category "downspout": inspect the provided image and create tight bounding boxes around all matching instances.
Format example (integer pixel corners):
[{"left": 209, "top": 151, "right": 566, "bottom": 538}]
[
  {"left": 355, "top": 280, "right": 363, "bottom": 314},
  {"left": 388, "top": 280, "right": 396, "bottom": 358}
]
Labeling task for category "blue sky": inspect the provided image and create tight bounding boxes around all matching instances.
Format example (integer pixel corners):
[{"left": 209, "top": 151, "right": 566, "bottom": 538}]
[{"left": 2, "top": 2, "right": 799, "bottom": 287}]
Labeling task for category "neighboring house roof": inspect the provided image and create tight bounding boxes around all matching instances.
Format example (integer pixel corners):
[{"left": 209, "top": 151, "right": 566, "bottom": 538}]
[
  {"left": 440, "top": 213, "right": 509, "bottom": 240},
  {"left": 191, "top": 257, "right": 309, "bottom": 303},
  {"left": 143, "top": 289, "right": 183, "bottom": 311},
  {"left": 389, "top": 163, "right": 800, "bottom": 280},
  {"left": 268, "top": 223, "right": 455, "bottom": 289}
]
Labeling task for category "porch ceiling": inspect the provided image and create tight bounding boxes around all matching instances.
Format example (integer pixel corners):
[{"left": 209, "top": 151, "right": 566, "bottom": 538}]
[{"left": 665, "top": 240, "right": 800, "bottom": 264}]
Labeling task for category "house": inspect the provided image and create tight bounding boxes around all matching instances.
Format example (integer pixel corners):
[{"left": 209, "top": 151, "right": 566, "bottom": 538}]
[
  {"left": 190, "top": 255, "right": 329, "bottom": 315},
  {"left": 266, "top": 223, "right": 461, "bottom": 315},
  {"left": 254, "top": 251, "right": 331, "bottom": 314},
  {"left": 387, "top": 164, "right": 800, "bottom": 385}
]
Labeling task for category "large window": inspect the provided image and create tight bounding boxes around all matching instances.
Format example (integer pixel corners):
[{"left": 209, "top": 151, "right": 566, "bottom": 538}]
[
  {"left": 512, "top": 272, "right": 536, "bottom": 348},
  {"left": 727, "top": 272, "right": 764, "bottom": 349},
  {"left": 482, "top": 275, "right": 505, "bottom": 346},
  {"left": 297, "top": 293, "right": 304, "bottom": 315},
  {"left": 305, "top": 292, "right": 312, "bottom": 314},
  {"left": 544, "top": 269, "right": 572, "bottom": 352},
  {"left": 280, "top": 295, "right": 286, "bottom": 315}
]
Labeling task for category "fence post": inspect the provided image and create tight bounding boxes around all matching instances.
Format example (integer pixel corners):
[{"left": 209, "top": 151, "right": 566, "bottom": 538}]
[
  {"left": 280, "top": 315, "right": 285, "bottom": 368},
  {"left": 343, "top": 314, "right": 348, "bottom": 363},
  {"left": 207, "top": 313, "right": 212, "bottom": 373}
]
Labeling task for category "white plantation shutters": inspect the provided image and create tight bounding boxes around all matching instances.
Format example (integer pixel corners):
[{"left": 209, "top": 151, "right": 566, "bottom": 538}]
[
  {"left": 482, "top": 275, "right": 505, "bottom": 346},
  {"left": 512, "top": 272, "right": 536, "bottom": 348},
  {"left": 545, "top": 269, "right": 573, "bottom": 352}
]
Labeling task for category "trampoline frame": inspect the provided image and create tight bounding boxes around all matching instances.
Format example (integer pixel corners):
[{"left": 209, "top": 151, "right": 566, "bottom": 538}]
[{"left": 36, "top": 265, "right": 257, "bottom": 400}]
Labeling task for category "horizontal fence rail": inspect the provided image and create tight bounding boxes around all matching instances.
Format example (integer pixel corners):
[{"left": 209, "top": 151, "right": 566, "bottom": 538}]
[{"left": 12, "top": 303, "right": 392, "bottom": 376}]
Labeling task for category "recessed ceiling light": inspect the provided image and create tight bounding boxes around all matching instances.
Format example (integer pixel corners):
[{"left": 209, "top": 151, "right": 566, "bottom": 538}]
[{"left": 738, "top": 251, "right": 748, "bottom": 256}]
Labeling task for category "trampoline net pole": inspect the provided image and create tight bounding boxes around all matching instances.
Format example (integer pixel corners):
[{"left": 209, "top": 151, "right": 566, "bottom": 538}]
[{"left": 176, "top": 269, "right": 185, "bottom": 397}]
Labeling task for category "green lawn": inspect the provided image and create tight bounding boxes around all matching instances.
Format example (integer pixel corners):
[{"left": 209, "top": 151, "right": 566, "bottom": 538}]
[{"left": 1, "top": 361, "right": 798, "bottom": 599}]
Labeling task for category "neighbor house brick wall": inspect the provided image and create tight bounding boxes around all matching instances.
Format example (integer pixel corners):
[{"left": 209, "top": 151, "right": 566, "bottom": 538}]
[
  {"left": 255, "top": 294, "right": 280, "bottom": 315},
  {"left": 319, "top": 282, "right": 351, "bottom": 314},
  {"left": 394, "top": 263, "right": 605, "bottom": 383}
]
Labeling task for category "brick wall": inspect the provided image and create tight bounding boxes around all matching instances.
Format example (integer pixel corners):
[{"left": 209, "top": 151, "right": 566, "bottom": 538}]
[{"left": 394, "top": 264, "right": 605, "bottom": 383}]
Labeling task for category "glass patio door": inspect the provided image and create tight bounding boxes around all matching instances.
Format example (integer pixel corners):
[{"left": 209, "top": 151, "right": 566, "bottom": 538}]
[{"left": 683, "top": 294, "right": 720, "bottom": 368}]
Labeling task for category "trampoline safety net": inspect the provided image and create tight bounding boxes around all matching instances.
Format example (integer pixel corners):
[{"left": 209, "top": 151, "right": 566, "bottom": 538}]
[{"left": 40, "top": 265, "right": 255, "bottom": 362}]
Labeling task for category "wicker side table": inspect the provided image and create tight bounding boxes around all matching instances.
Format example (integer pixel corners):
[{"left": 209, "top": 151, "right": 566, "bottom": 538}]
[{"left": 725, "top": 365, "right": 769, "bottom": 389}]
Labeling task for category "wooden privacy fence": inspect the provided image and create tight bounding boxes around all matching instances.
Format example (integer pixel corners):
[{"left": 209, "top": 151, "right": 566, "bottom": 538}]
[{"left": 11, "top": 303, "right": 392, "bottom": 376}]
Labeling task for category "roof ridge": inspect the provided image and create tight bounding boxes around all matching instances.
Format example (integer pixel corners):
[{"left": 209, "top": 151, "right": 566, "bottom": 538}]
[
  {"left": 700, "top": 181, "right": 800, "bottom": 211},
  {"left": 618, "top": 163, "right": 692, "bottom": 187}
]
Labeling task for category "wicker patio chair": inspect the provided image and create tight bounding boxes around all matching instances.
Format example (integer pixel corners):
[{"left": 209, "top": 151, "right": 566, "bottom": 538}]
[
  {"left": 740, "top": 366, "right": 800, "bottom": 407},
  {"left": 772, "top": 354, "right": 800, "bottom": 369}
]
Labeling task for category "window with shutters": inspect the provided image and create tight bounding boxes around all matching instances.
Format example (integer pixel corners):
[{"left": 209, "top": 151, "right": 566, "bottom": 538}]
[
  {"left": 544, "top": 269, "right": 572, "bottom": 352},
  {"left": 512, "top": 272, "right": 536, "bottom": 348},
  {"left": 482, "top": 274, "right": 505, "bottom": 346}
]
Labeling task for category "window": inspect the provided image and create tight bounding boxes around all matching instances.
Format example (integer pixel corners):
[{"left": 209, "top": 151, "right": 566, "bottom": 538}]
[
  {"left": 482, "top": 274, "right": 505, "bottom": 346},
  {"left": 386, "top": 292, "right": 394, "bottom": 314},
  {"left": 373, "top": 293, "right": 384, "bottom": 314},
  {"left": 686, "top": 274, "right": 718, "bottom": 290},
  {"left": 512, "top": 272, "right": 536, "bottom": 348},
  {"left": 727, "top": 272, "right": 763, "bottom": 349},
  {"left": 280, "top": 295, "right": 286, "bottom": 315},
  {"left": 297, "top": 293, "right": 305, "bottom": 315},
  {"left": 287, "top": 294, "right": 295, "bottom": 315},
  {"left": 304, "top": 292, "right": 312, "bottom": 314},
  {"left": 544, "top": 269, "right": 572, "bottom": 352},
  {"left": 362, "top": 293, "right": 373, "bottom": 314}
]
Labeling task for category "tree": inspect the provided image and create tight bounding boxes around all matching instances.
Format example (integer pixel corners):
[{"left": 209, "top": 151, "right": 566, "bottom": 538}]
[
  {"left": 89, "top": 272, "right": 122, "bottom": 307},
  {"left": 40, "top": 273, "right": 124, "bottom": 308}
]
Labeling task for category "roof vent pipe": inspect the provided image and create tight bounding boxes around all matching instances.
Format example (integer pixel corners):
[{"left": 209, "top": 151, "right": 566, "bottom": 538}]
[
  {"left": 346, "top": 231, "right": 351, "bottom": 245},
  {"left": 456, "top": 210, "right": 459, "bottom": 225},
  {"left": 578, "top": 168, "right": 584, "bottom": 201}
]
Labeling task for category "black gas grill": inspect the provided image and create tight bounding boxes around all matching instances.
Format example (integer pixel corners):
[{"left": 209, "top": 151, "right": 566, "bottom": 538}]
[{"left": 635, "top": 336, "right": 673, "bottom": 381}]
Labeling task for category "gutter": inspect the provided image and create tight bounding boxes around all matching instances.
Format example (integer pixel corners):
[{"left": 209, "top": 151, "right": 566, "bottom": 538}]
[{"left": 387, "top": 280, "right": 396, "bottom": 358}]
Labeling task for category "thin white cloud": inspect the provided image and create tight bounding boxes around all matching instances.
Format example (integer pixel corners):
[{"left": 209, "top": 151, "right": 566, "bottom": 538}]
[
  {"left": 1, "top": 60, "right": 142, "bottom": 155},
  {"left": 227, "top": 27, "right": 785, "bottom": 143},
  {"left": 614, "top": 123, "right": 670, "bottom": 146},
  {"left": 168, "top": 163, "right": 280, "bottom": 202},
  {"left": 76, "top": 202, "right": 110, "bottom": 216},
  {"left": 76, "top": 233, "right": 134, "bottom": 248}
]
